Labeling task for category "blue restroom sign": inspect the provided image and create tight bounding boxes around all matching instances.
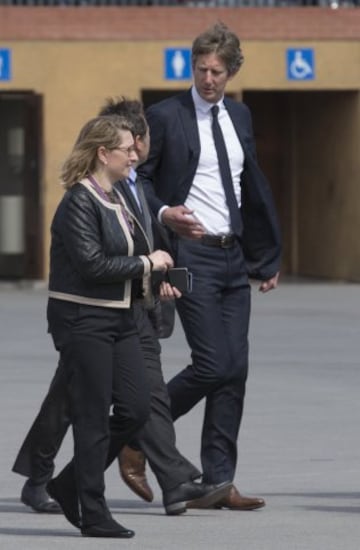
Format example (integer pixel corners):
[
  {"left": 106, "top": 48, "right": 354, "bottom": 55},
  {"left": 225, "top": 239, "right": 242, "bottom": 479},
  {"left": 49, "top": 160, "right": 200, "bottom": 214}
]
[
  {"left": 0, "top": 49, "right": 11, "bottom": 81},
  {"left": 286, "top": 48, "right": 315, "bottom": 81},
  {"left": 164, "top": 48, "right": 192, "bottom": 80}
]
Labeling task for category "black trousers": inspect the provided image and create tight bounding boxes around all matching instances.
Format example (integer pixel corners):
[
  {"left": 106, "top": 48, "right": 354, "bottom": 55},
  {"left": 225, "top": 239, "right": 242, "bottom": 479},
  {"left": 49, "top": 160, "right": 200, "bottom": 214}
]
[
  {"left": 131, "top": 303, "right": 200, "bottom": 490},
  {"left": 47, "top": 299, "right": 149, "bottom": 526},
  {"left": 12, "top": 360, "right": 70, "bottom": 485},
  {"left": 13, "top": 302, "right": 199, "bottom": 497},
  {"left": 168, "top": 238, "right": 251, "bottom": 485}
]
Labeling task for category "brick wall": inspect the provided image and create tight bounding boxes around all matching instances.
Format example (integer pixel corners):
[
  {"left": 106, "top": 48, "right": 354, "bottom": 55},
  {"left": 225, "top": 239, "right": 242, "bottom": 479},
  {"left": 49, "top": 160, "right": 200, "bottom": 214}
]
[{"left": 0, "top": 7, "right": 359, "bottom": 41}]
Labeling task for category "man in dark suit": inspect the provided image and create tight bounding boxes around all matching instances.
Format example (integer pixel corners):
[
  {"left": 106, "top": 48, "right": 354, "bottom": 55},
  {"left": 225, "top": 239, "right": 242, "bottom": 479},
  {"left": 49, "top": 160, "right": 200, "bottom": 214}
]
[
  {"left": 101, "top": 98, "right": 230, "bottom": 514},
  {"left": 137, "top": 23, "right": 282, "bottom": 510},
  {"left": 12, "top": 98, "right": 230, "bottom": 517}
]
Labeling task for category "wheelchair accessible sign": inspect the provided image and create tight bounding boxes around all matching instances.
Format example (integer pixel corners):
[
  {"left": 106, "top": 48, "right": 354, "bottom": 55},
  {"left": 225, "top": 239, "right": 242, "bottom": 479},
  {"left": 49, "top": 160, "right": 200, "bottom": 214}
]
[{"left": 286, "top": 48, "right": 315, "bottom": 81}]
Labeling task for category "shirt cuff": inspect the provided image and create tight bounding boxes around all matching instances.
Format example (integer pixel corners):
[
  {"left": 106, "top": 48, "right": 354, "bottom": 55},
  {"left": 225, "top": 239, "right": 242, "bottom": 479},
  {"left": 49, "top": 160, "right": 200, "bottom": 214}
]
[{"left": 158, "top": 205, "right": 169, "bottom": 225}]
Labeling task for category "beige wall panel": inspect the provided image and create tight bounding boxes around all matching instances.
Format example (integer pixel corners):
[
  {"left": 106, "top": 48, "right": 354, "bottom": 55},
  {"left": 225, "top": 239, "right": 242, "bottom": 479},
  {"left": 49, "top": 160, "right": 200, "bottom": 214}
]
[
  {"left": 0, "top": 39, "right": 359, "bottom": 278},
  {"left": 242, "top": 42, "right": 360, "bottom": 90}
]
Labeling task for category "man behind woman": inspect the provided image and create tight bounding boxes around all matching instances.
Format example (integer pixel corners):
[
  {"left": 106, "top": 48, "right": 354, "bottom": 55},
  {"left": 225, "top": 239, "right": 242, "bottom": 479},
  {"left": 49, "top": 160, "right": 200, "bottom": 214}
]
[{"left": 13, "top": 101, "right": 230, "bottom": 537}]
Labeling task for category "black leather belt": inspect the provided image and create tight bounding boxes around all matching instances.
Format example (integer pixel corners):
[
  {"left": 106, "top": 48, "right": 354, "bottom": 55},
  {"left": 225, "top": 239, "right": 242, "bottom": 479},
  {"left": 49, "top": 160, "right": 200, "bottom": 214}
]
[{"left": 201, "top": 234, "right": 236, "bottom": 249}]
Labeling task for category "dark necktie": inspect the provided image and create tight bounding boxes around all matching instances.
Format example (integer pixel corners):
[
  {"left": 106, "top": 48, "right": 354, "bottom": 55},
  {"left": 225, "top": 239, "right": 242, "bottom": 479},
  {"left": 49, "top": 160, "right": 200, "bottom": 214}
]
[{"left": 211, "top": 105, "right": 243, "bottom": 238}]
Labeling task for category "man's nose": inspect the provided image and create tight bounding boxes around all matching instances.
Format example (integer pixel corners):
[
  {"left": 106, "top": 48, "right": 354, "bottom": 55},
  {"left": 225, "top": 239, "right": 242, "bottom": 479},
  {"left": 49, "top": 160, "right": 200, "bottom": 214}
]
[
  {"left": 130, "top": 149, "right": 139, "bottom": 163},
  {"left": 204, "top": 70, "right": 213, "bottom": 83}
]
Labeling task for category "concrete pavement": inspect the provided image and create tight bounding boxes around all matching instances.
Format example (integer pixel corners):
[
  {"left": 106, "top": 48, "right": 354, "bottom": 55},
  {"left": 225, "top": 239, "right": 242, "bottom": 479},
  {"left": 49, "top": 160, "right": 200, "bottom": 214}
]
[{"left": 0, "top": 280, "right": 359, "bottom": 549}]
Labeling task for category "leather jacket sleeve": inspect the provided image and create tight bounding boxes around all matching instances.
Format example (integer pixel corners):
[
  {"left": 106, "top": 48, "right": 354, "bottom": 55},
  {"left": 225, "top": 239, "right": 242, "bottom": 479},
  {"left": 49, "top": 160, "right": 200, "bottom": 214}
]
[{"left": 57, "top": 186, "right": 147, "bottom": 283}]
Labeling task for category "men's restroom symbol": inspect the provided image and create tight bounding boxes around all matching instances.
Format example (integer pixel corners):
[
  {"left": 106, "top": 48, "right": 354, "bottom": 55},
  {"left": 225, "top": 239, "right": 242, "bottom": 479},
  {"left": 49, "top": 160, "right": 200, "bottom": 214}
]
[
  {"left": 164, "top": 48, "right": 192, "bottom": 80},
  {"left": 171, "top": 50, "right": 186, "bottom": 79},
  {"left": 286, "top": 48, "right": 315, "bottom": 81}
]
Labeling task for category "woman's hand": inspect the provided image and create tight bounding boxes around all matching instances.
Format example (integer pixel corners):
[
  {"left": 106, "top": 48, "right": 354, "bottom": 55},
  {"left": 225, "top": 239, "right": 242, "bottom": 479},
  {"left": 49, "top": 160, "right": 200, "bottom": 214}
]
[
  {"left": 159, "top": 281, "right": 182, "bottom": 300},
  {"left": 148, "top": 250, "right": 174, "bottom": 272}
]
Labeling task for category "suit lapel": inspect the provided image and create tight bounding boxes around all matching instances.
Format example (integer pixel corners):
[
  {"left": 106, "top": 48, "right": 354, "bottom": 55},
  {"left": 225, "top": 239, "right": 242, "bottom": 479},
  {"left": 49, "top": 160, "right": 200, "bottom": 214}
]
[
  {"left": 179, "top": 93, "right": 247, "bottom": 157},
  {"left": 223, "top": 98, "right": 249, "bottom": 157},
  {"left": 120, "top": 178, "right": 171, "bottom": 253},
  {"left": 117, "top": 180, "right": 142, "bottom": 220},
  {"left": 135, "top": 181, "right": 154, "bottom": 250},
  {"left": 117, "top": 179, "right": 155, "bottom": 250},
  {"left": 173, "top": 91, "right": 201, "bottom": 201},
  {"left": 178, "top": 90, "right": 201, "bottom": 159}
]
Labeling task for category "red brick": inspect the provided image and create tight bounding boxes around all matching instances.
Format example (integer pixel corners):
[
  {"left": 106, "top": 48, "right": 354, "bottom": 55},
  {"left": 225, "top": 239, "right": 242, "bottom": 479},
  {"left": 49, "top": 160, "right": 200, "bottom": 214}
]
[{"left": 0, "top": 7, "right": 359, "bottom": 41}]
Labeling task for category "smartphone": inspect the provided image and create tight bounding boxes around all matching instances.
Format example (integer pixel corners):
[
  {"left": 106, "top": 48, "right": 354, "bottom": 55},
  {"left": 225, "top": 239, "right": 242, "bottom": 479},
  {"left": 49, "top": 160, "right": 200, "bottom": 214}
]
[{"left": 167, "top": 267, "right": 193, "bottom": 293}]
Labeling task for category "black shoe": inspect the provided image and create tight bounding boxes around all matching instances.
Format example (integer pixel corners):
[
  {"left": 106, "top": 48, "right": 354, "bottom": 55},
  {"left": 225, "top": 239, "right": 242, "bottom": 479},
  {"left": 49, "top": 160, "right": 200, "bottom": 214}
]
[
  {"left": 163, "top": 480, "right": 232, "bottom": 516},
  {"left": 81, "top": 518, "right": 135, "bottom": 538},
  {"left": 21, "top": 479, "right": 61, "bottom": 514},
  {"left": 47, "top": 478, "right": 81, "bottom": 528}
]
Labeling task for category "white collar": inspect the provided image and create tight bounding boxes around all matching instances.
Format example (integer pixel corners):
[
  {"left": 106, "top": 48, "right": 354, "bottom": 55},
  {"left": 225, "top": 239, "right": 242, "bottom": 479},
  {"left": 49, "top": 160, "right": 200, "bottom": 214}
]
[{"left": 191, "top": 85, "right": 224, "bottom": 115}]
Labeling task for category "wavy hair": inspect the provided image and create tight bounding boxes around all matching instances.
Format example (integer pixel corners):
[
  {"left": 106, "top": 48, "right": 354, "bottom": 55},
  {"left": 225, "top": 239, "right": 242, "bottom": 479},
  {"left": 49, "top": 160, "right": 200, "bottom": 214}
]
[
  {"left": 191, "top": 22, "right": 244, "bottom": 76},
  {"left": 61, "top": 115, "right": 132, "bottom": 189}
]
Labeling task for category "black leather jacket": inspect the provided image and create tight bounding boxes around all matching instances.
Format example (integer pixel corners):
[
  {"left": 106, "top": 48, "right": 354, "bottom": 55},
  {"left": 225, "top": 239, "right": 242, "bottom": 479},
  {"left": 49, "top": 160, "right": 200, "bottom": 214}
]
[{"left": 48, "top": 180, "right": 152, "bottom": 308}]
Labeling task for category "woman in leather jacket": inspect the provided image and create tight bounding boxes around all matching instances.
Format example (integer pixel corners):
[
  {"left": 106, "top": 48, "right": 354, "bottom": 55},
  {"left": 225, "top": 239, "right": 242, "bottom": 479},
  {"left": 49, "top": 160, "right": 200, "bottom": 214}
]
[{"left": 45, "top": 115, "right": 173, "bottom": 538}]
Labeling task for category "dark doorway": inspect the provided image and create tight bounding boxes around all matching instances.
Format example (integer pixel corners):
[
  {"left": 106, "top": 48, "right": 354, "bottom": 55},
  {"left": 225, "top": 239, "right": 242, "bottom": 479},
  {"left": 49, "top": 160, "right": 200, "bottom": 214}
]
[
  {"left": 243, "top": 90, "right": 358, "bottom": 278},
  {"left": 0, "top": 91, "right": 43, "bottom": 279},
  {"left": 142, "top": 89, "right": 358, "bottom": 279},
  {"left": 243, "top": 91, "right": 294, "bottom": 275},
  {"left": 142, "top": 89, "right": 185, "bottom": 110}
]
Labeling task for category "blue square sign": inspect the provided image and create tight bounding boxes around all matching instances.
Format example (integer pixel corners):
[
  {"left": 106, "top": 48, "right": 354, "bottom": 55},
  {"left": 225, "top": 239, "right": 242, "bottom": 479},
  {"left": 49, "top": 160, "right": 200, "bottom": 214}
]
[
  {"left": 0, "top": 49, "right": 11, "bottom": 81},
  {"left": 286, "top": 48, "right": 315, "bottom": 81},
  {"left": 164, "top": 48, "right": 192, "bottom": 81}
]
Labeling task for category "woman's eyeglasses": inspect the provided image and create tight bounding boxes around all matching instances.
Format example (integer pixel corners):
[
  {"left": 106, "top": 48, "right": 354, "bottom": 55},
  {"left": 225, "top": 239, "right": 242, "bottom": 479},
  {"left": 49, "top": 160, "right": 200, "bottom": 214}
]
[{"left": 112, "top": 145, "right": 137, "bottom": 157}]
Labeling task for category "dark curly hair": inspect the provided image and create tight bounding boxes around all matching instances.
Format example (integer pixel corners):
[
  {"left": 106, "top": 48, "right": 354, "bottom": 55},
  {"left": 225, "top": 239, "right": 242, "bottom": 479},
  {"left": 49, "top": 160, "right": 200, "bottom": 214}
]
[{"left": 98, "top": 97, "right": 148, "bottom": 140}]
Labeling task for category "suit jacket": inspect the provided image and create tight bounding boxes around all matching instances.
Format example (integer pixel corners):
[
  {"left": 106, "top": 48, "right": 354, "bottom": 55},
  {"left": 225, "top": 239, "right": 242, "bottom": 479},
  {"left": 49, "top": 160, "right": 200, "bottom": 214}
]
[
  {"left": 116, "top": 179, "right": 172, "bottom": 255},
  {"left": 137, "top": 89, "right": 282, "bottom": 281},
  {"left": 116, "top": 178, "right": 176, "bottom": 338}
]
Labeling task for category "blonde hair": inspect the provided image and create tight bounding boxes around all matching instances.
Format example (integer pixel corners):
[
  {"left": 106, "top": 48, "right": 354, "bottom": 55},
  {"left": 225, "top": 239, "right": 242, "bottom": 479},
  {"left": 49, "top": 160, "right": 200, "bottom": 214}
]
[{"left": 61, "top": 115, "right": 132, "bottom": 189}]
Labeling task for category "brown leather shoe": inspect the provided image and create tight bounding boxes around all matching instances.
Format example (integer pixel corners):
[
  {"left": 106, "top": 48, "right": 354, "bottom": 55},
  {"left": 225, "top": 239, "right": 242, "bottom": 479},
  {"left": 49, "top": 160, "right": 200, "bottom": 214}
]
[
  {"left": 118, "top": 446, "right": 154, "bottom": 503},
  {"left": 214, "top": 485, "right": 265, "bottom": 510},
  {"left": 187, "top": 484, "right": 265, "bottom": 511}
]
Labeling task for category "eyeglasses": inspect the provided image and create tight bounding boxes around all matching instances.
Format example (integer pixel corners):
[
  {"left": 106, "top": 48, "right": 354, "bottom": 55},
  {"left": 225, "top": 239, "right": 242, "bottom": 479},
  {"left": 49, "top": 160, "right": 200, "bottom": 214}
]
[{"left": 112, "top": 145, "right": 137, "bottom": 156}]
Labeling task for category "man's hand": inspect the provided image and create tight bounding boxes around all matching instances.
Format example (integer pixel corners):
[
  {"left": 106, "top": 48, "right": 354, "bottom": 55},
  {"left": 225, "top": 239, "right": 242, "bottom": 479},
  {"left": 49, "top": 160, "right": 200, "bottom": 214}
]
[
  {"left": 162, "top": 206, "right": 205, "bottom": 239},
  {"left": 259, "top": 272, "right": 280, "bottom": 293}
]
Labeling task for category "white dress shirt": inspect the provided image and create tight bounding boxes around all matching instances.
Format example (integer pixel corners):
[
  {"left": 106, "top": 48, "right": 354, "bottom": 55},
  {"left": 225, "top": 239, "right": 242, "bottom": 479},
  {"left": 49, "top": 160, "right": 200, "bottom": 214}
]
[{"left": 183, "top": 86, "right": 244, "bottom": 235}]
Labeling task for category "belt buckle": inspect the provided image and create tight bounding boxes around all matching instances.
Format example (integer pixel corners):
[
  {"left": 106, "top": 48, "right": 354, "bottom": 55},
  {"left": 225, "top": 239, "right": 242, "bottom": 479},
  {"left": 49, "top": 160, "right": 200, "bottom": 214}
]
[{"left": 221, "top": 235, "right": 233, "bottom": 248}]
